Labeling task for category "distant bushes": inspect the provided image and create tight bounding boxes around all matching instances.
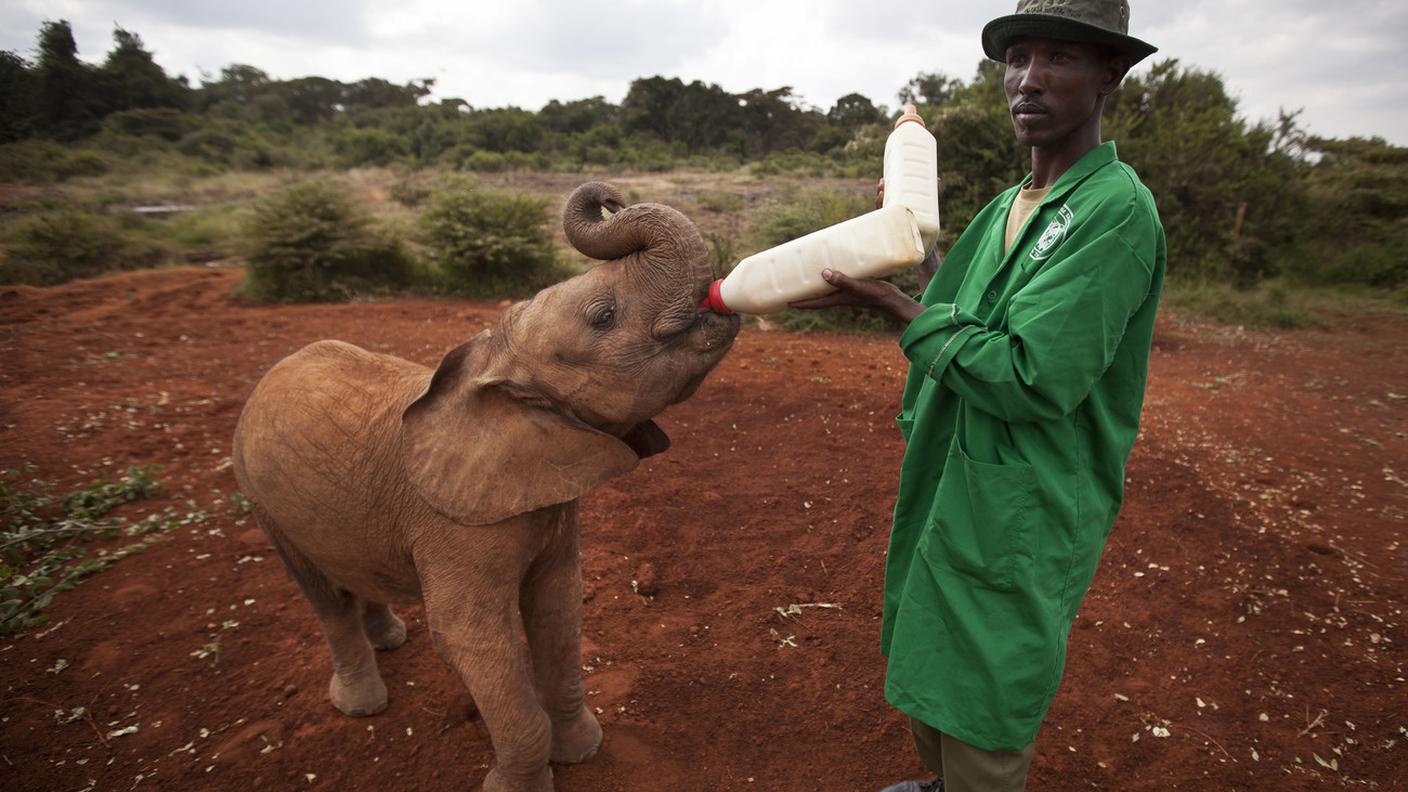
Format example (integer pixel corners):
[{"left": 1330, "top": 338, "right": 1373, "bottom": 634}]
[
  {"left": 696, "top": 190, "right": 744, "bottom": 214},
  {"left": 419, "top": 179, "right": 564, "bottom": 298},
  {"left": 0, "top": 139, "right": 110, "bottom": 181},
  {"left": 751, "top": 188, "right": 872, "bottom": 249},
  {"left": 235, "top": 178, "right": 566, "bottom": 302},
  {"left": 0, "top": 176, "right": 569, "bottom": 300},
  {"left": 1, "top": 207, "right": 161, "bottom": 284},
  {"left": 240, "top": 181, "right": 417, "bottom": 302}
]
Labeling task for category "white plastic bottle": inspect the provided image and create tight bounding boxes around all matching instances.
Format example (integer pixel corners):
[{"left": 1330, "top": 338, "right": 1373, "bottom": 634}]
[
  {"left": 883, "top": 104, "right": 941, "bottom": 253},
  {"left": 703, "top": 205, "right": 925, "bottom": 315},
  {"left": 701, "top": 104, "right": 940, "bottom": 315}
]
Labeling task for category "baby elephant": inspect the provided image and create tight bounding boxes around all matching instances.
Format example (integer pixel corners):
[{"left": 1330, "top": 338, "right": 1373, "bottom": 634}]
[{"left": 232, "top": 182, "right": 739, "bottom": 791}]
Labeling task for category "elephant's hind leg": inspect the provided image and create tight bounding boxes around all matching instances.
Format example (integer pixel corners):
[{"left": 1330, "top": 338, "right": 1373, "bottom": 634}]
[
  {"left": 362, "top": 600, "right": 407, "bottom": 650},
  {"left": 317, "top": 591, "right": 390, "bottom": 716},
  {"left": 258, "top": 511, "right": 388, "bottom": 717}
]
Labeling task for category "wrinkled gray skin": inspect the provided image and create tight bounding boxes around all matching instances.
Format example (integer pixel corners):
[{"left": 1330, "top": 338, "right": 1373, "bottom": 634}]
[{"left": 232, "top": 183, "right": 739, "bottom": 792}]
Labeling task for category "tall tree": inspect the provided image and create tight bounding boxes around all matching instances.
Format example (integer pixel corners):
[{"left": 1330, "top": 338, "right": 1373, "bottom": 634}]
[
  {"left": 827, "top": 92, "right": 884, "bottom": 132},
  {"left": 198, "top": 64, "right": 271, "bottom": 114},
  {"left": 34, "top": 20, "right": 102, "bottom": 139},
  {"left": 0, "top": 51, "right": 36, "bottom": 142},
  {"left": 101, "top": 27, "right": 188, "bottom": 112},
  {"left": 898, "top": 71, "right": 960, "bottom": 107}
]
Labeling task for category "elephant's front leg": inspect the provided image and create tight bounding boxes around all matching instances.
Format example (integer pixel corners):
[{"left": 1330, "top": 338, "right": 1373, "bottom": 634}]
[
  {"left": 521, "top": 507, "right": 600, "bottom": 765},
  {"left": 425, "top": 596, "right": 552, "bottom": 792}
]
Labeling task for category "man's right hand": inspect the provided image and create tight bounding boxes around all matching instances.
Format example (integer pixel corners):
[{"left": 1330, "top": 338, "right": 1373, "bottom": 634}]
[{"left": 789, "top": 268, "right": 925, "bottom": 324}]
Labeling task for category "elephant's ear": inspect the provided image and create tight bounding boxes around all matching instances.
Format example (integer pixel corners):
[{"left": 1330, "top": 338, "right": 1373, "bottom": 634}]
[{"left": 400, "top": 341, "right": 640, "bottom": 525}]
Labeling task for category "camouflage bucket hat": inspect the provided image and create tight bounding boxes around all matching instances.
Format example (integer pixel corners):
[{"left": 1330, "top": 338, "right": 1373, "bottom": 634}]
[{"left": 982, "top": 0, "right": 1157, "bottom": 64}]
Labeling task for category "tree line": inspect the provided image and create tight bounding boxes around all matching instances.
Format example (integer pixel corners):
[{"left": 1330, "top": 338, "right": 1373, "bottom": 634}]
[{"left": 1, "top": 19, "right": 1404, "bottom": 294}]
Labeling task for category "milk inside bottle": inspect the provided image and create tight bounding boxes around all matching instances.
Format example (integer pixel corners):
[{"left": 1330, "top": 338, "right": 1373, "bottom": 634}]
[
  {"left": 882, "top": 105, "right": 941, "bottom": 252},
  {"left": 701, "top": 104, "right": 939, "bottom": 316}
]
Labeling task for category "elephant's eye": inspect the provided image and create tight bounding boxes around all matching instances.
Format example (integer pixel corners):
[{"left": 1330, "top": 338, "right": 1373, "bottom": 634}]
[{"left": 591, "top": 305, "right": 616, "bottom": 329}]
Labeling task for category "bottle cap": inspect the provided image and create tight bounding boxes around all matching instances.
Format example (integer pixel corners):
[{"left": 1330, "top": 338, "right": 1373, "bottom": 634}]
[
  {"left": 700, "top": 279, "right": 733, "bottom": 314},
  {"left": 894, "top": 103, "right": 926, "bottom": 129}
]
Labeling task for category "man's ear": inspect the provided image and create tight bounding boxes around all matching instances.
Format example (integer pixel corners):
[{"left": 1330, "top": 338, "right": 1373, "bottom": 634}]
[
  {"left": 399, "top": 340, "right": 639, "bottom": 525},
  {"left": 1101, "top": 53, "right": 1132, "bottom": 96}
]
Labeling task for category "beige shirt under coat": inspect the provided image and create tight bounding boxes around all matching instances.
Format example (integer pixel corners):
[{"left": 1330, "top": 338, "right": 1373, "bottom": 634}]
[{"left": 1003, "top": 185, "right": 1052, "bottom": 253}]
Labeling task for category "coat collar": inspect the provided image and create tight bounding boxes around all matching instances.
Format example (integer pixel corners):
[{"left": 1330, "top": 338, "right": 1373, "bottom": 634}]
[
  {"left": 980, "top": 142, "right": 1120, "bottom": 282},
  {"left": 1017, "top": 141, "right": 1119, "bottom": 207}
]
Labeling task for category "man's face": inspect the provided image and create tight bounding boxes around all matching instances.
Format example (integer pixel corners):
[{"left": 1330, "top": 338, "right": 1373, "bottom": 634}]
[{"left": 1003, "top": 36, "right": 1124, "bottom": 148}]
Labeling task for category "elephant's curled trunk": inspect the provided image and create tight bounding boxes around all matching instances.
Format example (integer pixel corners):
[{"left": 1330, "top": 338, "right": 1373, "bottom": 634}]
[{"left": 562, "top": 182, "right": 711, "bottom": 281}]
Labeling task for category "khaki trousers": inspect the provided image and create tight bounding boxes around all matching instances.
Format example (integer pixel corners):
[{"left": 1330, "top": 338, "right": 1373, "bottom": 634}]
[{"left": 908, "top": 717, "right": 1036, "bottom": 792}]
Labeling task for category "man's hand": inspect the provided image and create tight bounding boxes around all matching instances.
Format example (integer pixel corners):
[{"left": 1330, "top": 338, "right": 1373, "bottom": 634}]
[
  {"left": 787, "top": 177, "right": 940, "bottom": 324},
  {"left": 789, "top": 268, "right": 925, "bottom": 324}
]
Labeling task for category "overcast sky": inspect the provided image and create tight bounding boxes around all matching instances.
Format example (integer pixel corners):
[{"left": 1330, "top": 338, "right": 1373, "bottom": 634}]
[{"left": 3, "top": 0, "right": 1404, "bottom": 145}]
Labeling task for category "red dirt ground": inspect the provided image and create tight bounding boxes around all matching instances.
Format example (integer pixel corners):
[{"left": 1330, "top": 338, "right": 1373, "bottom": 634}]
[{"left": 1, "top": 267, "right": 1405, "bottom": 790}]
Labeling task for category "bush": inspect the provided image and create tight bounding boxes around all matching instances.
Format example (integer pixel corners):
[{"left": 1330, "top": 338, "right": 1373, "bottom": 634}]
[
  {"left": 0, "top": 140, "right": 111, "bottom": 181},
  {"left": 1, "top": 207, "right": 161, "bottom": 285},
  {"left": 389, "top": 176, "right": 431, "bottom": 208},
  {"left": 241, "top": 180, "right": 418, "bottom": 302},
  {"left": 460, "top": 149, "right": 508, "bottom": 172},
  {"left": 333, "top": 127, "right": 408, "bottom": 167},
  {"left": 100, "top": 108, "right": 197, "bottom": 142},
  {"left": 1163, "top": 277, "right": 1321, "bottom": 329},
  {"left": 419, "top": 180, "right": 564, "bottom": 297},
  {"left": 697, "top": 190, "right": 744, "bottom": 214},
  {"left": 174, "top": 121, "right": 278, "bottom": 169},
  {"left": 752, "top": 188, "right": 872, "bottom": 249}
]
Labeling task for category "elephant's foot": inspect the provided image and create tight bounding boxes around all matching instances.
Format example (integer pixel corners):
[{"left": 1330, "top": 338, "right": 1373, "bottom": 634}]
[
  {"left": 550, "top": 706, "right": 602, "bottom": 764},
  {"left": 481, "top": 765, "right": 552, "bottom": 792},
  {"left": 329, "top": 669, "right": 388, "bottom": 717},
  {"left": 364, "top": 609, "right": 407, "bottom": 651}
]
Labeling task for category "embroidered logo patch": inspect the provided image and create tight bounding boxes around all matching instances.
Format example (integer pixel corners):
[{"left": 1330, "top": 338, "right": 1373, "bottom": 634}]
[{"left": 1030, "top": 204, "right": 1073, "bottom": 261}]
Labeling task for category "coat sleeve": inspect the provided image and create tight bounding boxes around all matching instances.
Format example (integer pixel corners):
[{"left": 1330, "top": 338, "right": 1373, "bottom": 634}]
[{"left": 898, "top": 197, "right": 1158, "bottom": 424}]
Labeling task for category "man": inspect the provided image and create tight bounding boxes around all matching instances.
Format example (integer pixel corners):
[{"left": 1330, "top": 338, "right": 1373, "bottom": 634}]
[{"left": 791, "top": 2, "right": 1165, "bottom": 790}]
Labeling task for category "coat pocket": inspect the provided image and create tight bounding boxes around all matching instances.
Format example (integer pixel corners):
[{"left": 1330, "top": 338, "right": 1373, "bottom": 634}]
[
  {"left": 921, "top": 443, "right": 1036, "bottom": 592},
  {"left": 896, "top": 416, "right": 915, "bottom": 444}
]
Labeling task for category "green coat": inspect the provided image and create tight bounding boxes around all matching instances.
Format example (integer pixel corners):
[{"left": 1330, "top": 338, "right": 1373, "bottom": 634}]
[{"left": 882, "top": 142, "right": 1166, "bottom": 751}]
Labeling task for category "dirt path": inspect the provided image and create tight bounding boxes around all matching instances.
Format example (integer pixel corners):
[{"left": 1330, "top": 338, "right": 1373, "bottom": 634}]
[{"left": 1, "top": 268, "right": 1404, "bottom": 790}]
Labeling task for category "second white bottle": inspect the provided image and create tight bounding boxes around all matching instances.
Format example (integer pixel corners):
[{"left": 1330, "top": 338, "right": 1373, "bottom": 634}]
[{"left": 701, "top": 104, "right": 940, "bottom": 315}]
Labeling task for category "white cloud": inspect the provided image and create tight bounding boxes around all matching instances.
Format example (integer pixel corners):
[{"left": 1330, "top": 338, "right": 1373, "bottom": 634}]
[{"left": 0, "top": 0, "right": 1403, "bottom": 142}]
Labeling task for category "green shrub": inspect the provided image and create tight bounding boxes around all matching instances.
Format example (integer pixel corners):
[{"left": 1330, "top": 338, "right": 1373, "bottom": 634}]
[
  {"left": 697, "top": 190, "right": 744, "bottom": 214},
  {"left": 101, "top": 108, "right": 196, "bottom": 142},
  {"left": 389, "top": 177, "right": 431, "bottom": 208},
  {"left": 241, "top": 180, "right": 418, "bottom": 302},
  {"left": 460, "top": 149, "right": 508, "bottom": 172},
  {"left": 752, "top": 188, "right": 872, "bottom": 249},
  {"left": 140, "top": 206, "right": 249, "bottom": 261},
  {"left": 0, "top": 140, "right": 111, "bottom": 181},
  {"left": 704, "top": 232, "right": 740, "bottom": 277},
  {"left": 420, "top": 180, "right": 564, "bottom": 297},
  {"left": 1, "top": 208, "right": 162, "bottom": 285},
  {"left": 452, "top": 149, "right": 551, "bottom": 173},
  {"left": 174, "top": 121, "right": 278, "bottom": 170},
  {"left": 1163, "top": 277, "right": 1319, "bottom": 329},
  {"left": 333, "top": 127, "right": 408, "bottom": 167},
  {"left": 62, "top": 150, "right": 111, "bottom": 178}
]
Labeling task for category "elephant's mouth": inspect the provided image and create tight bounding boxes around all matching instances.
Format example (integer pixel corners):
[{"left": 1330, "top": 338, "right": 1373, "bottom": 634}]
[
  {"left": 692, "top": 306, "right": 739, "bottom": 354},
  {"left": 653, "top": 273, "right": 740, "bottom": 352}
]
